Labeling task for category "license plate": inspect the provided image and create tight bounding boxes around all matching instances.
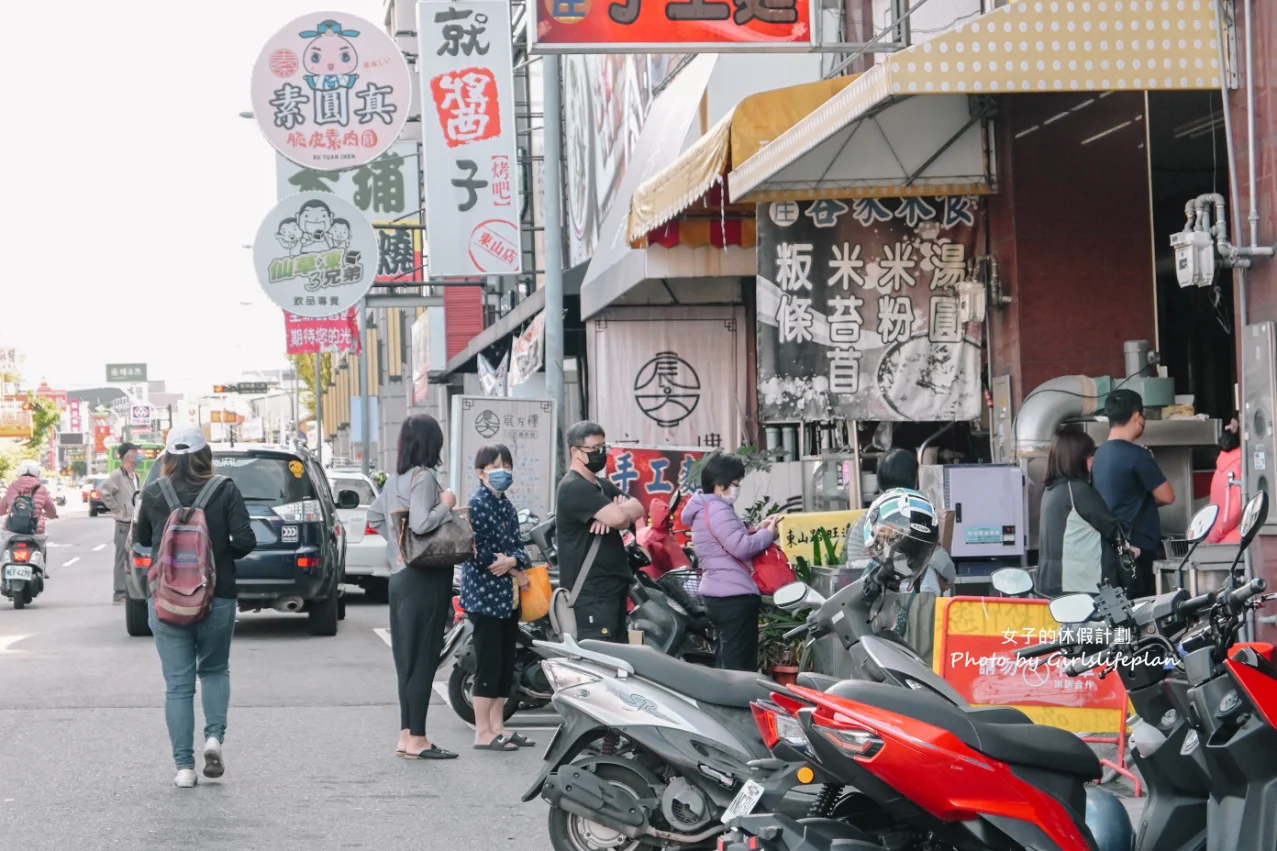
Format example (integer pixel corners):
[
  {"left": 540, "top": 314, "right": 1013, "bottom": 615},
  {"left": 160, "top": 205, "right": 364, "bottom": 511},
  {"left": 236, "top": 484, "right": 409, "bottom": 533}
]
[
  {"left": 5, "top": 565, "right": 32, "bottom": 581},
  {"left": 281, "top": 525, "right": 299, "bottom": 543},
  {"left": 721, "top": 779, "right": 764, "bottom": 824}
]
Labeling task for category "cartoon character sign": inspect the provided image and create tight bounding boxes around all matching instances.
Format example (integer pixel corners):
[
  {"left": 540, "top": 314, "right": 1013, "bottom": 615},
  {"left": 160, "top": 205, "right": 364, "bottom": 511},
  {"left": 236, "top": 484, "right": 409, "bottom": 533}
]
[
  {"left": 251, "top": 12, "right": 412, "bottom": 169},
  {"left": 253, "top": 192, "right": 379, "bottom": 319}
]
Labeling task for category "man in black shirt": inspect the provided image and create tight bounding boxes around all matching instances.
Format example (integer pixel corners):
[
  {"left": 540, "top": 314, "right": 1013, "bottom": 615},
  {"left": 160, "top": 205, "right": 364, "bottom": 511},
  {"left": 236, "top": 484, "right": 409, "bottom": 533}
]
[{"left": 556, "top": 421, "right": 645, "bottom": 642}]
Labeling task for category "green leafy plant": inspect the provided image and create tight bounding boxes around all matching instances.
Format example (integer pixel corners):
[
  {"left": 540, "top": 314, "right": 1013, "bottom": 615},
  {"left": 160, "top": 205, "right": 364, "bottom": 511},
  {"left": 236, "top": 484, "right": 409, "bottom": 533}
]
[
  {"left": 685, "top": 445, "right": 783, "bottom": 493},
  {"left": 757, "top": 606, "right": 809, "bottom": 671},
  {"left": 742, "top": 495, "right": 781, "bottom": 528},
  {"left": 24, "top": 394, "right": 62, "bottom": 452},
  {"left": 287, "top": 353, "right": 333, "bottom": 417}
]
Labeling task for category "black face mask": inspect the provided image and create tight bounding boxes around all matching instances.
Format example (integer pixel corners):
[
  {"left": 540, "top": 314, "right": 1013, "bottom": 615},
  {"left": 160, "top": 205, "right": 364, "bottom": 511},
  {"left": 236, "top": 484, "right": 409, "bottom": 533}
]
[{"left": 581, "top": 447, "right": 608, "bottom": 473}]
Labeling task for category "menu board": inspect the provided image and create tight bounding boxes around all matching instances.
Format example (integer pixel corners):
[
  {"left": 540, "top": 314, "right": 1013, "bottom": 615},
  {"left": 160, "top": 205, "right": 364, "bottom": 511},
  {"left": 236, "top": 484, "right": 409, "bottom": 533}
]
[{"left": 449, "top": 396, "right": 558, "bottom": 525}]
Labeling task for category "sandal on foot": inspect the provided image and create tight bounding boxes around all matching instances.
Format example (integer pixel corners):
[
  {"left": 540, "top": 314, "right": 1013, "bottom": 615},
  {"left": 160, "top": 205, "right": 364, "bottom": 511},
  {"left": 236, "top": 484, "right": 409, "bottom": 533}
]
[
  {"left": 402, "top": 745, "right": 459, "bottom": 760},
  {"left": 505, "top": 733, "right": 536, "bottom": 748},
  {"left": 473, "top": 736, "right": 518, "bottom": 751}
]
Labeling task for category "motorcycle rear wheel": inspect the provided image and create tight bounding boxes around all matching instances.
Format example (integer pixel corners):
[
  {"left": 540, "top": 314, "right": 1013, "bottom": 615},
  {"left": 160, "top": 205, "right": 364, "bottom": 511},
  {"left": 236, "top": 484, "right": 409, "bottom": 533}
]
[
  {"left": 12, "top": 588, "right": 26, "bottom": 610},
  {"left": 447, "top": 665, "right": 518, "bottom": 725},
  {"left": 547, "top": 763, "right": 657, "bottom": 851}
]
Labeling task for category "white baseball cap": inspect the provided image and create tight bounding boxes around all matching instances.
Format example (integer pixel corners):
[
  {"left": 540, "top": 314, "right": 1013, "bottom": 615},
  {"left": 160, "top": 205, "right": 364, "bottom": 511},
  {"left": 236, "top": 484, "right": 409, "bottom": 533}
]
[{"left": 165, "top": 424, "right": 209, "bottom": 455}]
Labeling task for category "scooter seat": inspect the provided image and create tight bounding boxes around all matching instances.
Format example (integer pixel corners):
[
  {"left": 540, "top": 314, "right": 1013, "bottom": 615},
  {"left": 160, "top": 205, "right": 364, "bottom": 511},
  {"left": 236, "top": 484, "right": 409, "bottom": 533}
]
[
  {"left": 825, "top": 681, "right": 1100, "bottom": 778},
  {"left": 579, "top": 640, "right": 773, "bottom": 708}
]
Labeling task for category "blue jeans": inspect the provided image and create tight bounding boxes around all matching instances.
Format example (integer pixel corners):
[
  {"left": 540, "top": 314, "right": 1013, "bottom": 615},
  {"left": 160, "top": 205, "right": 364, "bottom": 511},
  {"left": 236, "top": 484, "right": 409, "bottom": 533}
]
[{"left": 148, "top": 598, "right": 236, "bottom": 769}]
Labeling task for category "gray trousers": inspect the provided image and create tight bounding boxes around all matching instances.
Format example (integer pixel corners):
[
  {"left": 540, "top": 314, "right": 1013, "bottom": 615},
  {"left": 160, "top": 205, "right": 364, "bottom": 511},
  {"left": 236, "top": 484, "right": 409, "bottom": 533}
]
[{"left": 114, "top": 521, "right": 130, "bottom": 601}]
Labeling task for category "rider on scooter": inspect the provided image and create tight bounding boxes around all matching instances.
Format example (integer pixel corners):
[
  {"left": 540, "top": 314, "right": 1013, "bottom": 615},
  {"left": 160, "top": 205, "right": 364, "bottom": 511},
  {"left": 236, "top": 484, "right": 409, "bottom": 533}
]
[{"left": 1, "top": 460, "right": 59, "bottom": 563}]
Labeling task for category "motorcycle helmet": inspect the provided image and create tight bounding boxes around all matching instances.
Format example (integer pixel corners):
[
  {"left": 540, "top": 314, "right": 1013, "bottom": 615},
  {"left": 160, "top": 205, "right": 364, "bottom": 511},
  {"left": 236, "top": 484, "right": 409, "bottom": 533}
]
[
  {"left": 863, "top": 488, "right": 940, "bottom": 580},
  {"left": 16, "top": 460, "right": 40, "bottom": 478}
]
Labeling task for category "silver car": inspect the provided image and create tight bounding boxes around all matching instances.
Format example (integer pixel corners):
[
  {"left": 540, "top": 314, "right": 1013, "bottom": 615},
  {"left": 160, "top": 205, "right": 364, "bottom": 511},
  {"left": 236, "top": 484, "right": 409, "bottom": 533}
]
[{"left": 327, "top": 471, "right": 391, "bottom": 602}]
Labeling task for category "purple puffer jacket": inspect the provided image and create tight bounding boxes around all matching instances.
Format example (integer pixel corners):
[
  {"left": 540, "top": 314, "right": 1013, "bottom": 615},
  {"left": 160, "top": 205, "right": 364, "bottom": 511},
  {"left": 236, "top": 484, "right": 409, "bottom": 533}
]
[{"left": 682, "top": 492, "right": 775, "bottom": 597}]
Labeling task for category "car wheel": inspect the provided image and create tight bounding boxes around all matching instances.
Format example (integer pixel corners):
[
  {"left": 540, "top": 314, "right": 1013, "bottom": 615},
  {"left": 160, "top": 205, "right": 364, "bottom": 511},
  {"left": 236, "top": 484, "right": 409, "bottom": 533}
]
[
  {"left": 125, "top": 598, "right": 152, "bottom": 637},
  {"left": 88, "top": 506, "right": 97, "bottom": 518},
  {"left": 308, "top": 595, "right": 339, "bottom": 636},
  {"left": 365, "top": 577, "right": 390, "bottom": 604},
  {"left": 337, "top": 593, "right": 347, "bottom": 621}
]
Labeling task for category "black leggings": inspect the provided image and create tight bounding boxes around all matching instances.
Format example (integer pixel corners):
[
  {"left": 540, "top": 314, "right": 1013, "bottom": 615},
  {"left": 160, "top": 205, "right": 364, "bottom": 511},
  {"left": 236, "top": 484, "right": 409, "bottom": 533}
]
[
  {"left": 389, "top": 567, "right": 453, "bottom": 736},
  {"left": 469, "top": 610, "right": 519, "bottom": 699},
  {"left": 703, "top": 594, "right": 761, "bottom": 672}
]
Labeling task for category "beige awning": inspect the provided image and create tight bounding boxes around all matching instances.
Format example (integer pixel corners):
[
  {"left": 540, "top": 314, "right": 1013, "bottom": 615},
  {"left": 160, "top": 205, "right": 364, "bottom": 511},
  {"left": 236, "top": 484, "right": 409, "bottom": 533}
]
[
  {"left": 730, "top": 0, "right": 1226, "bottom": 202},
  {"left": 626, "top": 77, "right": 856, "bottom": 245}
]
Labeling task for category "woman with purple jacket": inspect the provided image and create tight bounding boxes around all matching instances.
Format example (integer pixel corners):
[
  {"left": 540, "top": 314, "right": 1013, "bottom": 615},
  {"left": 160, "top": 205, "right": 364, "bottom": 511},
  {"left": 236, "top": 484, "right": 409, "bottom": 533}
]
[{"left": 681, "top": 453, "right": 780, "bottom": 671}]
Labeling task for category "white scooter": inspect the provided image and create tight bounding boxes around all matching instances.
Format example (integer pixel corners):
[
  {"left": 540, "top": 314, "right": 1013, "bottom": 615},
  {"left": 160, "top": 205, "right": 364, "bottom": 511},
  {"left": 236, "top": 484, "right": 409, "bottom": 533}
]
[{"left": 2, "top": 535, "right": 46, "bottom": 609}]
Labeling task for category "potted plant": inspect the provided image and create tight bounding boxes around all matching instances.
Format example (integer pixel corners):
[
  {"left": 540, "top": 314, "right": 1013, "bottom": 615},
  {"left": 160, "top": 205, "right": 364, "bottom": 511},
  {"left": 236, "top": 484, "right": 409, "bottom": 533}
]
[{"left": 757, "top": 607, "right": 809, "bottom": 685}]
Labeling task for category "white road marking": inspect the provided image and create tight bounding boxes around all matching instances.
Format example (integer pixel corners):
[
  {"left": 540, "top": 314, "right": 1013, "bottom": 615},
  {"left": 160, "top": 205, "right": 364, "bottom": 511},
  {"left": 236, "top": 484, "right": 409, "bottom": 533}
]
[
  {"left": 62, "top": 557, "right": 80, "bottom": 567},
  {"left": 374, "top": 628, "right": 392, "bottom": 647},
  {"left": 0, "top": 635, "right": 32, "bottom": 655},
  {"left": 92, "top": 544, "right": 106, "bottom": 552}
]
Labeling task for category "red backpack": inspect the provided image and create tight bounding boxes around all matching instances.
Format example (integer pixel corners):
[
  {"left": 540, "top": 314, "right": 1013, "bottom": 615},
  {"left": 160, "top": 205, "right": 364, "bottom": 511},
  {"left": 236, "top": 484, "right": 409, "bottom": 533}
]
[{"left": 148, "top": 476, "right": 226, "bottom": 626}]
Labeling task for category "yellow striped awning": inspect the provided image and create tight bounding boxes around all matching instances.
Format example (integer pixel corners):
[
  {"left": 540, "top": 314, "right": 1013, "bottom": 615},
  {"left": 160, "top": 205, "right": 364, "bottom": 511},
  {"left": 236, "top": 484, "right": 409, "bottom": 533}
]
[{"left": 729, "top": 0, "right": 1226, "bottom": 203}]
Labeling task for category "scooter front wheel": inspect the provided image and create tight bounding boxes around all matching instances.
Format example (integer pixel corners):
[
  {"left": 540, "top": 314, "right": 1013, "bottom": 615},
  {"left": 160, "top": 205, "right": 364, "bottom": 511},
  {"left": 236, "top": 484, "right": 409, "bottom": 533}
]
[{"left": 447, "top": 665, "right": 518, "bottom": 725}]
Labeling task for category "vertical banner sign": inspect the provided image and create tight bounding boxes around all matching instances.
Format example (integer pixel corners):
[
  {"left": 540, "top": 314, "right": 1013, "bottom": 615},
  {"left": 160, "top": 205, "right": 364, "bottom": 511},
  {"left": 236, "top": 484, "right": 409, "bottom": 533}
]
[
  {"left": 606, "top": 446, "right": 705, "bottom": 537},
  {"left": 508, "top": 311, "right": 546, "bottom": 389},
  {"left": 251, "top": 13, "right": 412, "bottom": 170},
  {"left": 587, "top": 309, "right": 745, "bottom": 449},
  {"left": 276, "top": 141, "right": 424, "bottom": 284},
  {"left": 755, "top": 197, "right": 982, "bottom": 422},
  {"left": 450, "top": 397, "right": 558, "bottom": 523},
  {"left": 283, "top": 308, "right": 363, "bottom": 354},
  {"left": 532, "top": 0, "right": 817, "bottom": 52},
  {"left": 253, "top": 192, "right": 379, "bottom": 318},
  {"left": 418, "top": 0, "right": 522, "bottom": 276},
  {"left": 68, "top": 399, "right": 83, "bottom": 433},
  {"left": 411, "top": 312, "right": 431, "bottom": 406}
]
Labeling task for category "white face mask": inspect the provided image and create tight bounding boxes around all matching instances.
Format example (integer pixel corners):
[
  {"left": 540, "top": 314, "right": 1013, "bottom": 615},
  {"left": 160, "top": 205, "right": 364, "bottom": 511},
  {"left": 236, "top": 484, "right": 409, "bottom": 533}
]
[{"left": 721, "top": 486, "right": 741, "bottom": 505}]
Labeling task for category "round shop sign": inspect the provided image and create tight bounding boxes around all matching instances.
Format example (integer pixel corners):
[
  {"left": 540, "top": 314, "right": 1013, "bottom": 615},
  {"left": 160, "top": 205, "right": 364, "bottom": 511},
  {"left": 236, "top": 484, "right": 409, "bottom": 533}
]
[
  {"left": 251, "top": 12, "right": 412, "bottom": 170},
  {"left": 253, "top": 192, "right": 379, "bottom": 318}
]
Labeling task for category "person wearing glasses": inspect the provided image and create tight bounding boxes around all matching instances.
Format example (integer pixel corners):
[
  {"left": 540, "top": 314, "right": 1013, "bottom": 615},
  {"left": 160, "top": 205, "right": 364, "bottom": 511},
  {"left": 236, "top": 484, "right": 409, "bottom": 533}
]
[{"left": 555, "top": 421, "right": 644, "bottom": 643}]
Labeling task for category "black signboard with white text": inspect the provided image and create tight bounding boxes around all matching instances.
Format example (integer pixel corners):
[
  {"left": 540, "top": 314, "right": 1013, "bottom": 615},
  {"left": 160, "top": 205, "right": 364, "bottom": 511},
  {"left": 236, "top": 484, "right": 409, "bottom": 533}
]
[{"left": 755, "top": 197, "right": 983, "bottom": 422}]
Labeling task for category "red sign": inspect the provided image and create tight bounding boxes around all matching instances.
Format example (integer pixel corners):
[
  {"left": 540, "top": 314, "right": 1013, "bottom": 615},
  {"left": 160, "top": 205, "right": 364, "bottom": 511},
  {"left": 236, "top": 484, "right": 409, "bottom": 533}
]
[
  {"left": 940, "top": 632, "right": 1127, "bottom": 710},
  {"left": 283, "top": 308, "right": 362, "bottom": 355},
  {"left": 532, "top": 0, "right": 815, "bottom": 52},
  {"left": 94, "top": 425, "right": 112, "bottom": 454},
  {"left": 429, "top": 67, "right": 502, "bottom": 147},
  {"left": 605, "top": 446, "right": 705, "bottom": 536}
]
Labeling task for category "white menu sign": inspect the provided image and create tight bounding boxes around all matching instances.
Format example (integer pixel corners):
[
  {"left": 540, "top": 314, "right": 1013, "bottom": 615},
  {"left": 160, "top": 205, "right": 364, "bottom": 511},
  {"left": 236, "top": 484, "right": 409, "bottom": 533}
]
[
  {"left": 449, "top": 396, "right": 557, "bottom": 525},
  {"left": 417, "top": 0, "right": 522, "bottom": 276}
]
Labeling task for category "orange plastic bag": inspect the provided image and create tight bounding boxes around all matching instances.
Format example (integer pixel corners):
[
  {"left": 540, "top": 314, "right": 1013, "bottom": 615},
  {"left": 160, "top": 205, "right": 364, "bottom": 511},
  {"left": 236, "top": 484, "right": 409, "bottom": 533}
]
[{"left": 520, "top": 564, "right": 552, "bottom": 623}]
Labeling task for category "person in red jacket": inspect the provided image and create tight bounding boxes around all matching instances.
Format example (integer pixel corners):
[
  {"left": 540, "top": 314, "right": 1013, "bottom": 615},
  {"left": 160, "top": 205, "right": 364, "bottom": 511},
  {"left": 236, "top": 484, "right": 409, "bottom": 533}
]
[
  {"left": 0, "top": 461, "right": 59, "bottom": 558},
  {"left": 1207, "top": 417, "right": 1243, "bottom": 544}
]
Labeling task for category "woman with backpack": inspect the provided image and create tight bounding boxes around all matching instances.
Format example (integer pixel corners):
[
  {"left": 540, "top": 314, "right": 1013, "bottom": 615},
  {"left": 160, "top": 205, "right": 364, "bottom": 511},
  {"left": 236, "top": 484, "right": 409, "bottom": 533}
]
[
  {"left": 367, "top": 414, "right": 461, "bottom": 760},
  {"left": 134, "top": 425, "right": 255, "bottom": 788},
  {"left": 1, "top": 460, "right": 59, "bottom": 558}
]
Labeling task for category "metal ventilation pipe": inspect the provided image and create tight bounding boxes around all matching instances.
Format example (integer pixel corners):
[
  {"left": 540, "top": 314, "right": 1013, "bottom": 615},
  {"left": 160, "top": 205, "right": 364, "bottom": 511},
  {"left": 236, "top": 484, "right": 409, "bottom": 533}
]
[{"left": 1012, "top": 375, "right": 1103, "bottom": 456}]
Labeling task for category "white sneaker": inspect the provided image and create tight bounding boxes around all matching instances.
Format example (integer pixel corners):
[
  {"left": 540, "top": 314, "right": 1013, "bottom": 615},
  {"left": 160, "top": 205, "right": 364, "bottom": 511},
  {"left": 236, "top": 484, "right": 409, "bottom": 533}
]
[
  {"left": 202, "top": 737, "right": 224, "bottom": 779},
  {"left": 174, "top": 769, "right": 198, "bottom": 788}
]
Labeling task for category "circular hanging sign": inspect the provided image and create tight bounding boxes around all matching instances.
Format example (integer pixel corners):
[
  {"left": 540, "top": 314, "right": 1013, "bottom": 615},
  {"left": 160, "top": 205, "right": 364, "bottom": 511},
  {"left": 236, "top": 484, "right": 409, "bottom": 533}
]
[
  {"left": 251, "top": 12, "right": 411, "bottom": 169},
  {"left": 253, "top": 192, "right": 379, "bottom": 318}
]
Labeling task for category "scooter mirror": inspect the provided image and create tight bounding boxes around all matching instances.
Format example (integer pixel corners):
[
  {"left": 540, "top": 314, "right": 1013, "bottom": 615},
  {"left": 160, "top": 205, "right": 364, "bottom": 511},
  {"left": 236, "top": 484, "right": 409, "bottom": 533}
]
[
  {"left": 772, "top": 582, "right": 815, "bottom": 610},
  {"left": 1240, "top": 491, "right": 1269, "bottom": 544},
  {"left": 990, "top": 567, "right": 1034, "bottom": 596},
  {"left": 1185, "top": 504, "right": 1220, "bottom": 543},
  {"left": 1048, "top": 594, "right": 1096, "bottom": 624}
]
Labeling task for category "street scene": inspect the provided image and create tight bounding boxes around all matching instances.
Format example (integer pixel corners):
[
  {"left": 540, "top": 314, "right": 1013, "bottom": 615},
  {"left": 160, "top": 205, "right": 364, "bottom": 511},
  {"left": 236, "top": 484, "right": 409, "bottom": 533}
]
[{"left": 4, "top": 0, "right": 1277, "bottom": 850}]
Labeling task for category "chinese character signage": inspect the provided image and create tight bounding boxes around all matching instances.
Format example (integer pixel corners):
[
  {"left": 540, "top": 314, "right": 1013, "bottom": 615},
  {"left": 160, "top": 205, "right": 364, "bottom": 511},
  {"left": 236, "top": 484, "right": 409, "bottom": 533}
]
[
  {"left": 106, "top": 364, "right": 147, "bottom": 383},
  {"left": 587, "top": 309, "right": 746, "bottom": 448},
  {"left": 284, "top": 308, "right": 363, "bottom": 355},
  {"left": 275, "top": 141, "right": 424, "bottom": 284},
  {"left": 532, "top": 0, "right": 816, "bottom": 53},
  {"left": 755, "top": 197, "right": 982, "bottom": 422},
  {"left": 605, "top": 446, "right": 705, "bottom": 538},
  {"left": 417, "top": 0, "right": 522, "bottom": 276},
  {"left": 253, "top": 192, "right": 379, "bottom": 318},
  {"left": 411, "top": 312, "right": 431, "bottom": 406},
  {"left": 251, "top": 13, "right": 412, "bottom": 170},
  {"left": 450, "top": 396, "right": 558, "bottom": 525}
]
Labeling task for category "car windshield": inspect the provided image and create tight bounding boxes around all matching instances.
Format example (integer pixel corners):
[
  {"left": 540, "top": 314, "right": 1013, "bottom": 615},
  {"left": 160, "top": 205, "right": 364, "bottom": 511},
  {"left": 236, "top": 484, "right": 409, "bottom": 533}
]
[
  {"left": 213, "top": 453, "right": 318, "bottom": 504},
  {"left": 329, "top": 477, "right": 376, "bottom": 506}
]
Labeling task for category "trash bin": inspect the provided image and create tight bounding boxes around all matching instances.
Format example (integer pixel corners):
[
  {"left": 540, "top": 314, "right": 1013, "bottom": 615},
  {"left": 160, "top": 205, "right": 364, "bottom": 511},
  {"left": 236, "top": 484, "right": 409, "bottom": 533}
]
[{"left": 808, "top": 565, "right": 864, "bottom": 678}]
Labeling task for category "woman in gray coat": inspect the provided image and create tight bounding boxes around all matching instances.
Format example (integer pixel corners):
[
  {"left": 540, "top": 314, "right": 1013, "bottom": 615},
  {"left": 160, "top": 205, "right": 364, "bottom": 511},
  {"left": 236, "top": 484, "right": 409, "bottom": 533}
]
[{"left": 367, "top": 414, "right": 460, "bottom": 760}]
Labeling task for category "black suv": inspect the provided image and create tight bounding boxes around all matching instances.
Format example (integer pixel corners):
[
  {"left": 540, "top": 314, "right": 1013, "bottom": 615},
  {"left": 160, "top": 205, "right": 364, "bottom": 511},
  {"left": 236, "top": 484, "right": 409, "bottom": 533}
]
[{"left": 125, "top": 443, "right": 355, "bottom": 637}]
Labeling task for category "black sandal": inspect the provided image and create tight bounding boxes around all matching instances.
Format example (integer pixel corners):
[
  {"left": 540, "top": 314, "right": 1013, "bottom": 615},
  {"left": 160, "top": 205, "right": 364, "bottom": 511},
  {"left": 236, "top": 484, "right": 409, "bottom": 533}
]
[
  {"left": 402, "top": 745, "right": 459, "bottom": 760},
  {"left": 473, "top": 735, "right": 518, "bottom": 751},
  {"left": 506, "top": 733, "right": 536, "bottom": 748}
]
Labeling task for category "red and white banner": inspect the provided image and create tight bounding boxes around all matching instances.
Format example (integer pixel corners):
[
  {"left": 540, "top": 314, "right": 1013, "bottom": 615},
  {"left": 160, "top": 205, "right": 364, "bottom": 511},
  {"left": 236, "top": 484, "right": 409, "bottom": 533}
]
[
  {"left": 68, "top": 399, "right": 84, "bottom": 433},
  {"left": 283, "top": 308, "right": 362, "bottom": 355},
  {"left": 605, "top": 446, "right": 705, "bottom": 538}
]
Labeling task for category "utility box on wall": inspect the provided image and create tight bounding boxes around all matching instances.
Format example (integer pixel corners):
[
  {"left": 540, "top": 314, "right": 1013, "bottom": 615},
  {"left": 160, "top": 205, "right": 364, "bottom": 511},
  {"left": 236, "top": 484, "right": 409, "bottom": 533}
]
[
  {"left": 1243, "top": 321, "right": 1277, "bottom": 533},
  {"left": 920, "top": 464, "right": 1026, "bottom": 559}
]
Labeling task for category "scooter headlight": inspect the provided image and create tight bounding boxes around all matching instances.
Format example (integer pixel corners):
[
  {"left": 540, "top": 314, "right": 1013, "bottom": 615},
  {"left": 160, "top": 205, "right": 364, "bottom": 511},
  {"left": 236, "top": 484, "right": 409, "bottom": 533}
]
[{"left": 542, "top": 660, "right": 601, "bottom": 691}]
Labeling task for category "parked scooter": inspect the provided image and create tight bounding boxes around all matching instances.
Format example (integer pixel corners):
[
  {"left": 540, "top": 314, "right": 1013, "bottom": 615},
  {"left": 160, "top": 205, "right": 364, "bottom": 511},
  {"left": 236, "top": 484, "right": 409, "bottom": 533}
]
[{"left": 2, "top": 535, "right": 46, "bottom": 609}]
